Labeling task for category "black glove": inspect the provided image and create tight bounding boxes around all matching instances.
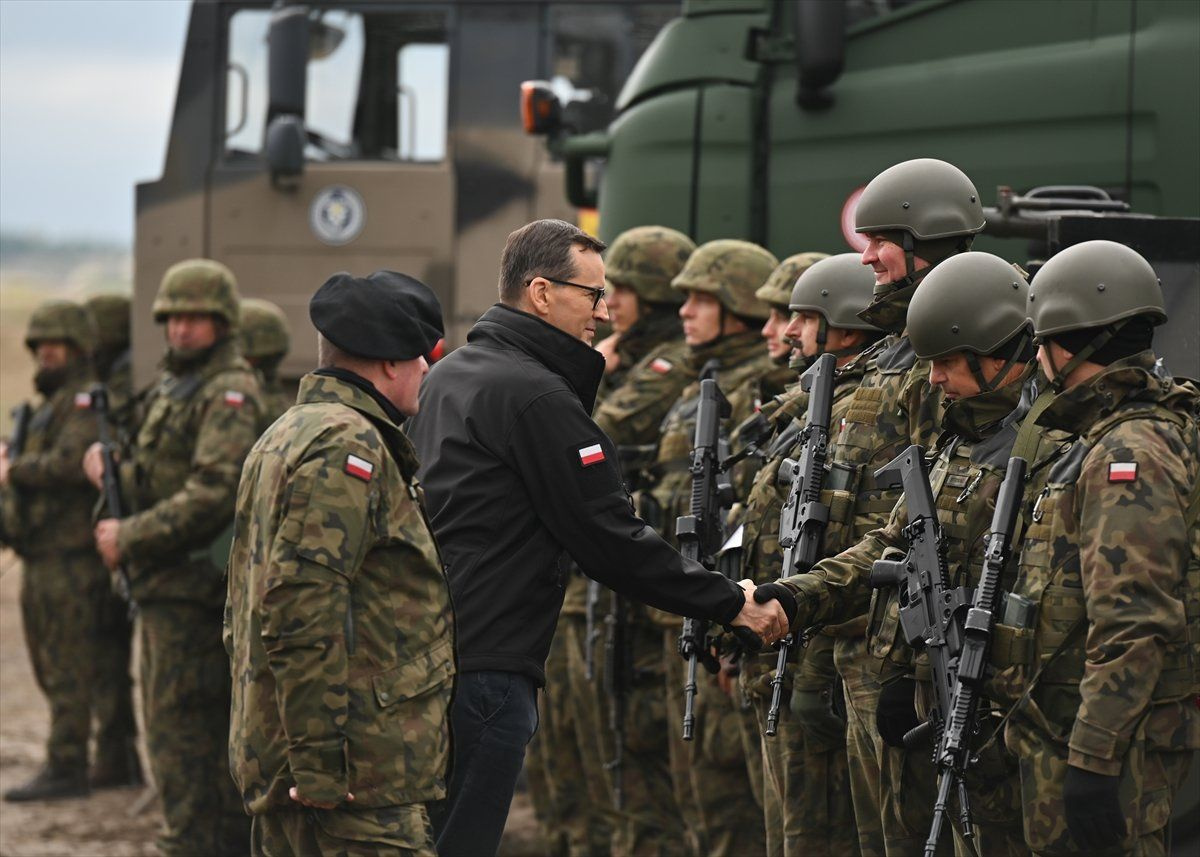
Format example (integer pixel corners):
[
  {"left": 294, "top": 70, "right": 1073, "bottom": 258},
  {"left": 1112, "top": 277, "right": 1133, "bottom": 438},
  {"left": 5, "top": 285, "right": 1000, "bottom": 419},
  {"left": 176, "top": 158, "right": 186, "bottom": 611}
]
[
  {"left": 1063, "top": 765, "right": 1126, "bottom": 851},
  {"left": 752, "top": 581, "right": 798, "bottom": 627},
  {"left": 875, "top": 678, "right": 921, "bottom": 748}
]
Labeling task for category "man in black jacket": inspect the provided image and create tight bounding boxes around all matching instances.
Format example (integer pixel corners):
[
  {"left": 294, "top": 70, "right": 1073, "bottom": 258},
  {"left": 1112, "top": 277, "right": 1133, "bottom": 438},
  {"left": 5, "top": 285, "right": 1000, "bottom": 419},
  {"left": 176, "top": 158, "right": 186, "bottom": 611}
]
[{"left": 408, "top": 218, "right": 788, "bottom": 856}]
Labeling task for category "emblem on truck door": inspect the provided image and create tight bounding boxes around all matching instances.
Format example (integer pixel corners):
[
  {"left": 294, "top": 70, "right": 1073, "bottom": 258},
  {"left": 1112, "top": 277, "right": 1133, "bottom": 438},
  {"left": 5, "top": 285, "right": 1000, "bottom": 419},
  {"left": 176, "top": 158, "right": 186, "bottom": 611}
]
[{"left": 310, "top": 185, "right": 366, "bottom": 246}]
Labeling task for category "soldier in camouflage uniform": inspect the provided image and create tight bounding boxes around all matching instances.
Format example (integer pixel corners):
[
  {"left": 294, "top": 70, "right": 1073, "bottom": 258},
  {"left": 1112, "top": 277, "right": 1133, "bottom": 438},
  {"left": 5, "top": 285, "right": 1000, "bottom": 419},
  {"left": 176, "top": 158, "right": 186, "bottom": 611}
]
[
  {"left": 992, "top": 240, "right": 1200, "bottom": 856},
  {"left": 80, "top": 291, "right": 144, "bottom": 791},
  {"left": 239, "top": 297, "right": 293, "bottom": 426},
  {"left": 0, "top": 302, "right": 118, "bottom": 801},
  {"left": 737, "top": 254, "right": 881, "bottom": 855},
  {"left": 84, "top": 259, "right": 262, "bottom": 855},
  {"left": 784, "top": 158, "right": 978, "bottom": 856},
  {"left": 528, "top": 225, "right": 697, "bottom": 856},
  {"left": 226, "top": 270, "right": 454, "bottom": 857},
  {"left": 645, "top": 239, "right": 785, "bottom": 856},
  {"left": 756, "top": 252, "right": 828, "bottom": 369}
]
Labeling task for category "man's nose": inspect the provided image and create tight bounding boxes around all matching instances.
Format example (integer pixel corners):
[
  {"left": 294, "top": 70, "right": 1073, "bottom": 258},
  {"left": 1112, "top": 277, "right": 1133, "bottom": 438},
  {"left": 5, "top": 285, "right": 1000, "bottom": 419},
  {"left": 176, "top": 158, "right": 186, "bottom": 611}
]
[{"left": 594, "top": 298, "right": 610, "bottom": 323}]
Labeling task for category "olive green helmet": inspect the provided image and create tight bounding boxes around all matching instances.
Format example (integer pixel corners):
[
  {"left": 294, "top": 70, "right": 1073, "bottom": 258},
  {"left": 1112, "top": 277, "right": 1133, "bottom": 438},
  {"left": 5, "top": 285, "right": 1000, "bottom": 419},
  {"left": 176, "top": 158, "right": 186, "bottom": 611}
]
[
  {"left": 84, "top": 293, "right": 131, "bottom": 350},
  {"left": 25, "top": 300, "right": 96, "bottom": 354},
  {"left": 855, "top": 158, "right": 985, "bottom": 241},
  {"left": 789, "top": 254, "right": 881, "bottom": 331},
  {"left": 1027, "top": 240, "right": 1165, "bottom": 338},
  {"left": 152, "top": 259, "right": 241, "bottom": 328},
  {"left": 671, "top": 239, "right": 778, "bottom": 321},
  {"left": 756, "top": 252, "right": 829, "bottom": 310},
  {"left": 908, "top": 253, "right": 1030, "bottom": 359},
  {"left": 239, "top": 298, "right": 292, "bottom": 360},
  {"left": 604, "top": 226, "right": 696, "bottom": 305}
]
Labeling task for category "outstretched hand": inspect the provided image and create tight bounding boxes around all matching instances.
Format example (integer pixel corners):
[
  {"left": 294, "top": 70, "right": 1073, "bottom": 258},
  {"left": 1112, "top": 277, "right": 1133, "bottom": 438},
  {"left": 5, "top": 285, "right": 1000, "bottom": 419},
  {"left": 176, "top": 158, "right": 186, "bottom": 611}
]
[{"left": 730, "top": 579, "right": 787, "bottom": 645}]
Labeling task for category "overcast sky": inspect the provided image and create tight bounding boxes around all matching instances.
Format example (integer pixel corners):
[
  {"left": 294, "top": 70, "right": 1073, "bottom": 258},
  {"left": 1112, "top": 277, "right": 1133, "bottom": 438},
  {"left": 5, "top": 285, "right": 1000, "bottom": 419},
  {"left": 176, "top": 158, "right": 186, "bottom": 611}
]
[{"left": 0, "top": 0, "right": 191, "bottom": 246}]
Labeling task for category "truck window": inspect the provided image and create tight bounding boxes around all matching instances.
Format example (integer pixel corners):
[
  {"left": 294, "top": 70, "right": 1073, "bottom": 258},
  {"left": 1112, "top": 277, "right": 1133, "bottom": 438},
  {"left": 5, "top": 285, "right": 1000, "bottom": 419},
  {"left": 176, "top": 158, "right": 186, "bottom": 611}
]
[{"left": 223, "top": 7, "right": 447, "bottom": 163}]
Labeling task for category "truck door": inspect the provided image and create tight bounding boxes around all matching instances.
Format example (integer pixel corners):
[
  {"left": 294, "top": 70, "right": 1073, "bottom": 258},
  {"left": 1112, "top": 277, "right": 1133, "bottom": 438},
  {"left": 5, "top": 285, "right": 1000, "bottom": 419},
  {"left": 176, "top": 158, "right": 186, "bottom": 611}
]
[{"left": 213, "top": 6, "right": 453, "bottom": 379}]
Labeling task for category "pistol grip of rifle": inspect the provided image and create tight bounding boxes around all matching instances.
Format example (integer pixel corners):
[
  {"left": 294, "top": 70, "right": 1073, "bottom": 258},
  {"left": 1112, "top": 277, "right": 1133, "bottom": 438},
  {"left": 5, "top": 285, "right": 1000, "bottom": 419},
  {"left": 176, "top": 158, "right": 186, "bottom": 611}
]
[
  {"left": 870, "top": 558, "right": 907, "bottom": 589},
  {"left": 904, "top": 718, "right": 935, "bottom": 750}
]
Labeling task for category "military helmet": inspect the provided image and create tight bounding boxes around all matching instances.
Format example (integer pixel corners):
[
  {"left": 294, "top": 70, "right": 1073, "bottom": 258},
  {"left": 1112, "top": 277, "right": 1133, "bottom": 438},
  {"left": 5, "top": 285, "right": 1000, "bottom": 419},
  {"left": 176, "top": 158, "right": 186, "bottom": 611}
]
[
  {"left": 604, "top": 226, "right": 696, "bottom": 305},
  {"left": 84, "top": 293, "right": 131, "bottom": 350},
  {"left": 25, "top": 299, "right": 96, "bottom": 353},
  {"left": 152, "top": 259, "right": 241, "bottom": 328},
  {"left": 908, "top": 253, "right": 1030, "bottom": 359},
  {"left": 756, "top": 252, "right": 829, "bottom": 310},
  {"left": 855, "top": 158, "right": 985, "bottom": 240},
  {"left": 789, "top": 254, "right": 881, "bottom": 331},
  {"left": 1027, "top": 240, "right": 1165, "bottom": 338},
  {"left": 671, "top": 239, "right": 778, "bottom": 321},
  {"left": 239, "top": 298, "right": 292, "bottom": 359}
]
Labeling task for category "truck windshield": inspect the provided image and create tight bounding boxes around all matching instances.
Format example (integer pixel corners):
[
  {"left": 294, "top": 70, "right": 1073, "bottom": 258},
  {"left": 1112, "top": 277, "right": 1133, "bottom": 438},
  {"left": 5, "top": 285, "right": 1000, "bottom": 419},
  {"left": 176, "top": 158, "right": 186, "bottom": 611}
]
[{"left": 224, "top": 7, "right": 448, "bottom": 163}]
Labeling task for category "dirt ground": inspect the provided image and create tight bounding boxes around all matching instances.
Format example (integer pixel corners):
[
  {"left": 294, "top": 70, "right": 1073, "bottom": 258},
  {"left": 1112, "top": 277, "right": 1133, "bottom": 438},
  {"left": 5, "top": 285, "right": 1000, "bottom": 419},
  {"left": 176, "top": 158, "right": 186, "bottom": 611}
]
[{"left": 0, "top": 550, "right": 546, "bottom": 856}]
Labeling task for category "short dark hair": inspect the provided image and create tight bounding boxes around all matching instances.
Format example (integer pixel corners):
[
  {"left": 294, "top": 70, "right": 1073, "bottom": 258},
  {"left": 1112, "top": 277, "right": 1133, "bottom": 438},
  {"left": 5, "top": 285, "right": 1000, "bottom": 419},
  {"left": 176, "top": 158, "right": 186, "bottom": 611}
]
[{"left": 498, "top": 219, "right": 607, "bottom": 305}]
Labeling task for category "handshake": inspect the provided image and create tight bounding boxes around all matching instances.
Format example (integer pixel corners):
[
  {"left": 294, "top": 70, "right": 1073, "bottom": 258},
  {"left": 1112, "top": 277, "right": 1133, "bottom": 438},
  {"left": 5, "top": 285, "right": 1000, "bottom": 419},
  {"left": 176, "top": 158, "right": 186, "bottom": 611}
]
[{"left": 729, "top": 580, "right": 799, "bottom": 647}]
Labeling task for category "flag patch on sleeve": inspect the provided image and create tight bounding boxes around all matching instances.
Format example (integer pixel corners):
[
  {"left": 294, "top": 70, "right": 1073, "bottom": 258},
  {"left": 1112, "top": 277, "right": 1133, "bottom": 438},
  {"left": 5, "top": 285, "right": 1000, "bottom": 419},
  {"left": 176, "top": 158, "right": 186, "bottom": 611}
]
[
  {"left": 1108, "top": 462, "right": 1138, "bottom": 483},
  {"left": 578, "top": 444, "right": 606, "bottom": 467},
  {"left": 224, "top": 390, "right": 245, "bottom": 407},
  {"left": 650, "top": 357, "right": 674, "bottom": 375},
  {"left": 74, "top": 392, "right": 92, "bottom": 409},
  {"left": 345, "top": 454, "right": 374, "bottom": 481}
]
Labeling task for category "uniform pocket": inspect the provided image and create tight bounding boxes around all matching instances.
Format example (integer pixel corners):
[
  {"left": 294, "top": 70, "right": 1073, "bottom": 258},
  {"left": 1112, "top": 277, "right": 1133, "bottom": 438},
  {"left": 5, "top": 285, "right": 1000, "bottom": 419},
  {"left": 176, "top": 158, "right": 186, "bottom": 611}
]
[{"left": 372, "top": 638, "right": 455, "bottom": 710}]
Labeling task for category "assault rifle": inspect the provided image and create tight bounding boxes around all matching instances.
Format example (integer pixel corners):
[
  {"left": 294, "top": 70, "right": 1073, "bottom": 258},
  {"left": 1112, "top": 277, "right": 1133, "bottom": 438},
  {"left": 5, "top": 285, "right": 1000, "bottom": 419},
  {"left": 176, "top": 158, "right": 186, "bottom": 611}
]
[
  {"left": 677, "top": 373, "right": 734, "bottom": 741},
  {"left": 924, "top": 456, "right": 1027, "bottom": 857},
  {"left": 91, "top": 385, "right": 136, "bottom": 615},
  {"left": 603, "top": 588, "right": 630, "bottom": 809},
  {"left": 766, "top": 353, "right": 836, "bottom": 736},
  {"left": 585, "top": 579, "right": 602, "bottom": 680},
  {"left": 0, "top": 403, "right": 33, "bottom": 546}
]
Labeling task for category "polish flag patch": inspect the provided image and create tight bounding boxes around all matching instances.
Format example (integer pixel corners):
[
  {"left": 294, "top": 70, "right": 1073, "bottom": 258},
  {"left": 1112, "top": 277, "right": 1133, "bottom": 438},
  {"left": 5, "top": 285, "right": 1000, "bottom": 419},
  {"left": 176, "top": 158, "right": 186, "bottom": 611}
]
[
  {"left": 578, "top": 444, "right": 606, "bottom": 467},
  {"left": 345, "top": 454, "right": 375, "bottom": 482},
  {"left": 224, "top": 390, "right": 245, "bottom": 407},
  {"left": 1108, "top": 462, "right": 1138, "bottom": 483},
  {"left": 74, "top": 392, "right": 92, "bottom": 409},
  {"left": 650, "top": 357, "right": 674, "bottom": 375}
]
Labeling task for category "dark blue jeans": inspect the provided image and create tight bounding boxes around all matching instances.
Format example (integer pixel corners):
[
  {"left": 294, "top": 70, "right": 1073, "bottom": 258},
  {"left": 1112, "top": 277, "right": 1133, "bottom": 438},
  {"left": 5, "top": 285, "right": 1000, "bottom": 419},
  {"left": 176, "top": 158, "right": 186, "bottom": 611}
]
[{"left": 431, "top": 670, "right": 539, "bottom": 857}]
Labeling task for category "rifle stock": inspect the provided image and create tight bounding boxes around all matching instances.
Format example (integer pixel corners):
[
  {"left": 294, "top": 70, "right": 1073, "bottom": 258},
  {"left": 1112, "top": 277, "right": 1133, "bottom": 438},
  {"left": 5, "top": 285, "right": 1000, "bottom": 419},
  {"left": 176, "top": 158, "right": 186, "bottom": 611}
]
[
  {"left": 766, "top": 353, "right": 836, "bottom": 736},
  {"left": 90, "top": 385, "right": 137, "bottom": 616}
]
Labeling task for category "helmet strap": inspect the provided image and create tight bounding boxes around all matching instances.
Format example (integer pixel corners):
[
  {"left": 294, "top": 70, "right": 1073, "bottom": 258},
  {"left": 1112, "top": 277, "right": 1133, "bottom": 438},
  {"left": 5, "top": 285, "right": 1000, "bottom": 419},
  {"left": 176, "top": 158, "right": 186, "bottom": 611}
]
[
  {"left": 1047, "top": 322, "right": 1122, "bottom": 391},
  {"left": 970, "top": 330, "right": 1031, "bottom": 394}
]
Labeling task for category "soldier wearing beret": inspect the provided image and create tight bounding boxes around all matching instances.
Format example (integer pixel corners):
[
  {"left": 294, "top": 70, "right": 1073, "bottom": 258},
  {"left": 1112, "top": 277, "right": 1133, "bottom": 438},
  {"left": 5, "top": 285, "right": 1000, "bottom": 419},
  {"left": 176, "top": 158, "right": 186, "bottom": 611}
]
[
  {"left": 83, "top": 259, "right": 263, "bottom": 855},
  {"left": 225, "top": 270, "right": 455, "bottom": 857}
]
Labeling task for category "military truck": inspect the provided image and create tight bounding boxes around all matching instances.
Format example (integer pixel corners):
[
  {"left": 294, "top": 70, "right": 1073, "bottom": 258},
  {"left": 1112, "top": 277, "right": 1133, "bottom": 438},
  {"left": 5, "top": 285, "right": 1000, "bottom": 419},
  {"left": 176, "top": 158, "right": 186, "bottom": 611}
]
[{"left": 132, "top": 0, "right": 678, "bottom": 384}]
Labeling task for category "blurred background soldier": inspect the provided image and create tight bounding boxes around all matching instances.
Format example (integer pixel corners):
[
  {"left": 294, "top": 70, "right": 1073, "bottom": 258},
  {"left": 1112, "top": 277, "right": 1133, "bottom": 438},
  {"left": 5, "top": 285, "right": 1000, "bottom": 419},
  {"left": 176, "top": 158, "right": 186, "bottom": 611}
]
[
  {"left": 755, "top": 253, "right": 828, "bottom": 369},
  {"left": 645, "top": 238, "right": 784, "bottom": 856},
  {"left": 737, "top": 253, "right": 880, "bottom": 855},
  {"left": 0, "top": 301, "right": 136, "bottom": 800},
  {"left": 238, "top": 297, "right": 293, "bottom": 426},
  {"left": 83, "top": 259, "right": 262, "bottom": 855},
  {"left": 80, "top": 291, "right": 143, "bottom": 793},
  {"left": 528, "top": 225, "right": 697, "bottom": 855}
]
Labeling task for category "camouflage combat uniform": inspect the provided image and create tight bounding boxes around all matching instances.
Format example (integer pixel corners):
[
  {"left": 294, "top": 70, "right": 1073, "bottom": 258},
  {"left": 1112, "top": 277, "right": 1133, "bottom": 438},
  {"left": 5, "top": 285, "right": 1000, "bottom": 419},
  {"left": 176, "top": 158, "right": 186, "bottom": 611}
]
[
  {"left": 226, "top": 371, "right": 455, "bottom": 857},
  {"left": 116, "top": 260, "right": 263, "bottom": 855},
  {"left": 995, "top": 353, "right": 1200, "bottom": 856},
  {"left": 2, "top": 346, "right": 112, "bottom": 788},
  {"left": 737, "top": 360, "right": 864, "bottom": 856},
  {"left": 239, "top": 297, "right": 293, "bottom": 427},
  {"left": 651, "top": 330, "right": 791, "bottom": 856}
]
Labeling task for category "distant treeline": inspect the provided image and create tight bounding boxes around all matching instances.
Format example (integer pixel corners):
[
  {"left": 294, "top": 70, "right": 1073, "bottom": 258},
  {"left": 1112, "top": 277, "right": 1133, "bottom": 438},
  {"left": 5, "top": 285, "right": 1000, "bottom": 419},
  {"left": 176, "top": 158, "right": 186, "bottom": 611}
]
[{"left": 0, "top": 232, "right": 130, "bottom": 292}]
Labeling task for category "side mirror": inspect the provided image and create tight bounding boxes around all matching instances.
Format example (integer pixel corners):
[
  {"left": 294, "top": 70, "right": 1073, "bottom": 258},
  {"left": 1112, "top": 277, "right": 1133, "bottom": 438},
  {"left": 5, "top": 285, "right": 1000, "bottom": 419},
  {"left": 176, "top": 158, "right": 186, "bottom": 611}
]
[
  {"left": 794, "top": 0, "right": 845, "bottom": 109},
  {"left": 520, "top": 80, "right": 562, "bottom": 136},
  {"left": 265, "top": 115, "right": 305, "bottom": 184}
]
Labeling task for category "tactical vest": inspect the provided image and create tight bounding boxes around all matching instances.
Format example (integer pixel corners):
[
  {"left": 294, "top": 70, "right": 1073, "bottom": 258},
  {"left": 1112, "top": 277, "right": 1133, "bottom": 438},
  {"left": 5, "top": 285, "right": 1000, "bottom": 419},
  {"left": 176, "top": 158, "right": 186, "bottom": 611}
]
[{"left": 989, "top": 399, "right": 1200, "bottom": 713}]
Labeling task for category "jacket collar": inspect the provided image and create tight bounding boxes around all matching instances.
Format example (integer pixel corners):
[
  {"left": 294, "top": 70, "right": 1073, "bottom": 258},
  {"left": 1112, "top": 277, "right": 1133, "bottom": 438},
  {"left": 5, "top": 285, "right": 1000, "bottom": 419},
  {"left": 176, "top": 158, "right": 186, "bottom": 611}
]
[
  {"left": 1037, "top": 350, "right": 1174, "bottom": 435},
  {"left": 684, "top": 330, "right": 765, "bottom": 373},
  {"left": 298, "top": 371, "right": 421, "bottom": 477},
  {"left": 160, "top": 337, "right": 244, "bottom": 380},
  {"left": 940, "top": 364, "right": 1032, "bottom": 443},
  {"left": 468, "top": 303, "right": 606, "bottom": 413},
  {"left": 616, "top": 309, "right": 682, "bottom": 368}
]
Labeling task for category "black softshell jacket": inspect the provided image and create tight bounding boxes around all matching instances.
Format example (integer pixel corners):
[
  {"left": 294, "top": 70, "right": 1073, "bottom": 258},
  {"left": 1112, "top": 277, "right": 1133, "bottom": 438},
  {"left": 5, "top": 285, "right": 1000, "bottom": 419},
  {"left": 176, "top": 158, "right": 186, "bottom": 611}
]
[{"left": 408, "top": 304, "right": 745, "bottom": 684}]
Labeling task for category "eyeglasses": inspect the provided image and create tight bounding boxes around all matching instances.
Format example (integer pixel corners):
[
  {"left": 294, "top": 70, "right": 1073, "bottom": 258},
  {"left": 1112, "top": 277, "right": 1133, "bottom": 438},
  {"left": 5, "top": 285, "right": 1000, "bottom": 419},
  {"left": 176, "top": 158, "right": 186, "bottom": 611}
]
[{"left": 538, "top": 277, "right": 607, "bottom": 310}]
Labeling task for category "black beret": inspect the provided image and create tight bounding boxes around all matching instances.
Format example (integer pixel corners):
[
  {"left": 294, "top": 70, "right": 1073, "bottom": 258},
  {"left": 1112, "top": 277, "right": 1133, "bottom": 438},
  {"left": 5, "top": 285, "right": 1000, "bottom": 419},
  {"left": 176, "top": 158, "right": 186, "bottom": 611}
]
[{"left": 310, "top": 270, "right": 444, "bottom": 361}]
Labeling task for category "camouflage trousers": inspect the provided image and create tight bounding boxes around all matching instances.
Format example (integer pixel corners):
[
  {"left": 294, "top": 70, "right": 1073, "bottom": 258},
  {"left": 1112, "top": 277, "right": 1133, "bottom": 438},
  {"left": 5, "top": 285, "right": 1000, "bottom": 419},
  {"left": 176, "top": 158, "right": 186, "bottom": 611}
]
[
  {"left": 1007, "top": 713, "right": 1195, "bottom": 856},
  {"left": 606, "top": 616, "right": 689, "bottom": 856},
  {"left": 525, "top": 612, "right": 610, "bottom": 855},
  {"left": 834, "top": 634, "right": 887, "bottom": 857},
  {"left": 662, "top": 628, "right": 765, "bottom": 857},
  {"left": 250, "top": 804, "right": 435, "bottom": 857},
  {"left": 19, "top": 550, "right": 137, "bottom": 773},
  {"left": 740, "top": 634, "right": 857, "bottom": 856},
  {"left": 140, "top": 600, "right": 248, "bottom": 856}
]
